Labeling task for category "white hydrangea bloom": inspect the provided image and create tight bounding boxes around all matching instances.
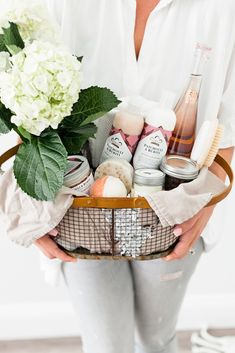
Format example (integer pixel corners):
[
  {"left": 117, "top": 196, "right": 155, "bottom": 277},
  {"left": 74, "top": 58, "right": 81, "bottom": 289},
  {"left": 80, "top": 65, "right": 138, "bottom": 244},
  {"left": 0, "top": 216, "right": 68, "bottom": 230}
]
[
  {"left": 0, "top": 18, "right": 10, "bottom": 35},
  {"left": 0, "top": 40, "right": 82, "bottom": 136},
  {"left": 0, "top": 52, "right": 11, "bottom": 72},
  {"left": 0, "top": 0, "right": 60, "bottom": 43}
]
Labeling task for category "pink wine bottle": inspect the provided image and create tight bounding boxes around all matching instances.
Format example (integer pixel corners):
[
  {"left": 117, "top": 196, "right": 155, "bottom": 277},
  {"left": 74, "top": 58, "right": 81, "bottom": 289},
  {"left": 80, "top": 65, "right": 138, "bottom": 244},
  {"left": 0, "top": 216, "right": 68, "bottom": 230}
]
[{"left": 168, "top": 43, "right": 211, "bottom": 157}]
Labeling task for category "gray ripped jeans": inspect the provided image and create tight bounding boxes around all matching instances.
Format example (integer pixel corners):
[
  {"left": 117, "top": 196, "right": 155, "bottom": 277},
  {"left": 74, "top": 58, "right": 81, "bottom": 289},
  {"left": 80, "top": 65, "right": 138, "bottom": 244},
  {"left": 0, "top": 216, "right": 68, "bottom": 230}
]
[{"left": 62, "top": 237, "right": 204, "bottom": 353}]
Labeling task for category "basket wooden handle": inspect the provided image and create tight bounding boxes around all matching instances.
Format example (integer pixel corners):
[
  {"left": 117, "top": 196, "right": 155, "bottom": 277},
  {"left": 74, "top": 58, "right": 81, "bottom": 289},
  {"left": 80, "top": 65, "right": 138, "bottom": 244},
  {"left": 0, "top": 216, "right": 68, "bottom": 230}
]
[
  {"left": 206, "top": 154, "right": 233, "bottom": 207},
  {"left": 0, "top": 145, "right": 20, "bottom": 165},
  {"left": 0, "top": 145, "right": 233, "bottom": 209}
]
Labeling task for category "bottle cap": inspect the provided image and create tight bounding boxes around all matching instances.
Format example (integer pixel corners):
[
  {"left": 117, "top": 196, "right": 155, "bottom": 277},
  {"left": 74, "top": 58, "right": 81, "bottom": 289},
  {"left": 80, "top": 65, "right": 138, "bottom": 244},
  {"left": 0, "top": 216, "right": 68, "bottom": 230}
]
[
  {"left": 127, "top": 102, "right": 143, "bottom": 116},
  {"left": 192, "top": 42, "right": 212, "bottom": 75},
  {"left": 118, "top": 96, "right": 142, "bottom": 116},
  {"left": 134, "top": 169, "right": 165, "bottom": 186},
  {"left": 146, "top": 90, "right": 176, "bottom": 131},
  {"left": 160, "top": 155, "right": 199, "bottom": 180},
  {"left": 64, "top": 155, "right": 91, "bottom": 188},
  {"left": 119, "top": 96, "right": 157, "bottom": 116}
]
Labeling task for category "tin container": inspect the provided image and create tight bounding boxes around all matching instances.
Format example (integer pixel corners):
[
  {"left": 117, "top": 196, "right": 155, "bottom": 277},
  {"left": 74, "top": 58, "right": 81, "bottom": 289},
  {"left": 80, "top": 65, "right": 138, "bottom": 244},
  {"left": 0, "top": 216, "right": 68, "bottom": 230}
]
[
  {"left": 64, "top": 155, "right": 94, "bottom": 194},
  {"left": 132, "top": 169, "right": 165, "bottom": 196},
  {"left": 160, "top": 155, "right": 199, "bottom": 190}
]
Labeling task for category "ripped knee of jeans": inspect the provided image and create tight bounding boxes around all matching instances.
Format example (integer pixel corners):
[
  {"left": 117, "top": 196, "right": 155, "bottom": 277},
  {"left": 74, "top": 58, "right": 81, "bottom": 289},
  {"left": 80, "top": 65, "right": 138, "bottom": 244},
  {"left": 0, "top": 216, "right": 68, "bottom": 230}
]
[{"left": 160, "top": 270, "right": 183, "bottom": 282}]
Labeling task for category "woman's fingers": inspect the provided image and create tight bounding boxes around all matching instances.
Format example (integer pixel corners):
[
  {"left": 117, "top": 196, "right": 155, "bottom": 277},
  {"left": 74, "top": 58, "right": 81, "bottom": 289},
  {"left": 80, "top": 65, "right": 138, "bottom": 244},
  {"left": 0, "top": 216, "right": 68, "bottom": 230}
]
[
  {"left": 163, "top": 216, "right": 199, "bottom": 260},
  {"left": 51, "top": 246, "right": 77, "bottom": 263},
  {"left": 164, "top": 207, "right": 215, "bottom": 261},
  {"left": 164, "top": 212, "right": 202, "bottom": 261},
  {"left": 165, "top": 231, "right": 198, "bottom": 261},
  {"left": 47, "top": 228, "right": 59, "bottom": 237},
  {"left": 173, "top": 211, "right": 201, "bottom": 237},
  {"left": 38, "top": 246, "right": 56, "bottom": 260},
  {"left": 35, "top": 234, "right": 77, "bottom": 262}
]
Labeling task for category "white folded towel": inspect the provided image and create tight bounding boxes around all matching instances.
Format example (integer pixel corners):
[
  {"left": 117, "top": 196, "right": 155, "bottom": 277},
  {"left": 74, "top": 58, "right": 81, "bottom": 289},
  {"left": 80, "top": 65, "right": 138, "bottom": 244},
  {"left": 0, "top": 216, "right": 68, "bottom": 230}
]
[
  {"left": 145, "top": 167, "right": 226, "bottom": 227},
  {"left": 0, "top": 167, "right": 84, "bottom": 247}
]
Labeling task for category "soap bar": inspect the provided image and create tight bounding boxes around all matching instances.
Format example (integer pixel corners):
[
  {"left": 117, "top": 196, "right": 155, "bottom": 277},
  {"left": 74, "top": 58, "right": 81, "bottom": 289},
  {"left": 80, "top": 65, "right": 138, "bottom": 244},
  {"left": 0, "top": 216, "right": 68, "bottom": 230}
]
[
  {"left": 90, "top": 176, "right": 127, "bottom": 197},
  {"left": 95, "top": 159, "right": 134, "bottom": 193}
]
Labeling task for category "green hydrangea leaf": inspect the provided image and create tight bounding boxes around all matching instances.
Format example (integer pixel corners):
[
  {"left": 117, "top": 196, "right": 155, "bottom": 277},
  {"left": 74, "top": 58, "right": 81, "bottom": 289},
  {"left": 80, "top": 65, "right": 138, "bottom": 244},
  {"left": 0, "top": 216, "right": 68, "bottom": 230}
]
[
  {"left": 0, "top": 34, "right": 7, "bottom": 52},
  {"left": 0, "top": 103, "right": 13, "bottom": 134},
  {"left": 61, "top": 86, "right": 120, "bottom": 128},
  {"left": 76, "top": 55, "right": 83, "bottom": 62},
  {"left": 16, "top": 126, "right": 32, "bottom": 142},
  {"left": 13, "top": 132, "right": 68, "bottom": 201},
  {"left": 2, "top": 22, "right": 24, "bottom": 50},
  {"left": 6, "top": 44, "right": 22, "bottom": 55},
  {"left": 59, "top": 123, "right": 97, "bottom": 154}
]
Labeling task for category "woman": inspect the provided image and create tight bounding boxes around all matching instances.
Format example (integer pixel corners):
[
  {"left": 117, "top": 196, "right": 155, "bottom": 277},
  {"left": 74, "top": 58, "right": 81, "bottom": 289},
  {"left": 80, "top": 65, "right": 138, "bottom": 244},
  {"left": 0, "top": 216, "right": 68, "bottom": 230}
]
[{"left": 36, "top": 1, "right": 235, "bottom": 352}]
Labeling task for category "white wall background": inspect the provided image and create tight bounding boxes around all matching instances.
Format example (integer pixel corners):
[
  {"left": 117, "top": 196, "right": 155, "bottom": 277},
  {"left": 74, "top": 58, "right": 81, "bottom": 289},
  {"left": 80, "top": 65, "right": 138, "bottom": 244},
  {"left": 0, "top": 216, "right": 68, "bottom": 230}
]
[{"left": 0, "top": 132, "right": 234, "bottom": 340}]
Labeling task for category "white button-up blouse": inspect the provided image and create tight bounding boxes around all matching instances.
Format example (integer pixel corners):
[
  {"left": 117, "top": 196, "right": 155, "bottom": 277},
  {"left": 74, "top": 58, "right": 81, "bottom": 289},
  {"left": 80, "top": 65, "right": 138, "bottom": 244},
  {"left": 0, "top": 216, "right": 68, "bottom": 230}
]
[
  {"left": 46, "top": 0, "right": 235, "bottom": 249},
  {"left": 47, "top": 0, "right": 235, "bottom": 148}
]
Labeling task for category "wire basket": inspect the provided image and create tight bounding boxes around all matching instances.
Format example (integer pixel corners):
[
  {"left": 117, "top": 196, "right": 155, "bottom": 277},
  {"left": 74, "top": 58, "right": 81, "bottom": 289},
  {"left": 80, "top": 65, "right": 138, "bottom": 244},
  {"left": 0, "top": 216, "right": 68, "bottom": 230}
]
[
  {"left": 0, "top": 147, "right": 233, "bottom": 260},
  {"left": 55, "top": 152, "right": 233, "bottom": 260},
  {"left": 55, "top": 206, "right": 178, "bottom": 260}
]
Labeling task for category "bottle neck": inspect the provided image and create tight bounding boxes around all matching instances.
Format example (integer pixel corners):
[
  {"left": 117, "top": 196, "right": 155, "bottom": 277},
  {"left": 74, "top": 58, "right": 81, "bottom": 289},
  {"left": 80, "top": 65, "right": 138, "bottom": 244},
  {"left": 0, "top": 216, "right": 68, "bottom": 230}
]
[
  {"left": 175, "top": 74, "right": 202, "bottom": 107},
  {"left": 192, "top": 44, "right": 210, "bottom": 75},
  {"left": 183, "top": 44, "right": 210, "bottom": 98},
  {"left": 187, "top": 74, "right": 202, "bottom": 94}
]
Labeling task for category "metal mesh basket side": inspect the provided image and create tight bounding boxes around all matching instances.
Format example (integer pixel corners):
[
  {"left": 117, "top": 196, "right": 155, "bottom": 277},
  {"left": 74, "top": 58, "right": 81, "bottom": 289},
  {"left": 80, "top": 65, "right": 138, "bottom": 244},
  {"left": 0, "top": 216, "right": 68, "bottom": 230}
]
[
  {"left": 55, "top": 207, "right": 177, "bottom": 259},
  {"left": 55, "top": 208, "right": 113, "bottom": 254}
]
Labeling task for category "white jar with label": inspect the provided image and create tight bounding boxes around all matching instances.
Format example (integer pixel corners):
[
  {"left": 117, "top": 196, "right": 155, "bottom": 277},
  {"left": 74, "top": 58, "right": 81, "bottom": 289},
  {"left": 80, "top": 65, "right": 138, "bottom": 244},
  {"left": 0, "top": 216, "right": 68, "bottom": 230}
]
[
  {"left": 132, "top": 169, "right": 165, "bottom": 197},
  {"left": 64, "top": 155, "right": 94, "bottom": 194},
  {"left": 133, "top": 90, "right": 176, "bottom": 170}
]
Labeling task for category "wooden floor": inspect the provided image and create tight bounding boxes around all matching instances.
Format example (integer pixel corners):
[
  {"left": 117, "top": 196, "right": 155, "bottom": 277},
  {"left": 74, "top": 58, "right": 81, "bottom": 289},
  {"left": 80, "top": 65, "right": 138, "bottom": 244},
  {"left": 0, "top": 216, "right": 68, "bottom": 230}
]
[{"left": 1, "top": 330, "right": 235, "bottom": 353}]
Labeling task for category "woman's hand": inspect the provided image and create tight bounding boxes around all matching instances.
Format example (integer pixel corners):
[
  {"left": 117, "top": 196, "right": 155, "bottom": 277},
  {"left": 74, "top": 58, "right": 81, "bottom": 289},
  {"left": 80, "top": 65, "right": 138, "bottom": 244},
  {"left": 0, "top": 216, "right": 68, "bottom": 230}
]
[
  {"left": 34, "top": 147, "right": 233, "bottom": 263},
  {"left": 34, "top": 229, "right": 77, "bottom": 262},
  {"left": 164, "top": 147, "right": 234, "bottom": 261},
  {"left": 164, "top": 206, "right": 215, "bottom": 261}
]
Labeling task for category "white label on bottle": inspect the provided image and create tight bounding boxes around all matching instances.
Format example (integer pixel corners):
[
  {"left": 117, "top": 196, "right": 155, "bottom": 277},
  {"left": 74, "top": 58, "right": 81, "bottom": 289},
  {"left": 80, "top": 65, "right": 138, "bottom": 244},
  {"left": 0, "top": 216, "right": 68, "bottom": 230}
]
[
  {"left": 100, "top": 132, "right": 132, "bottom": 162},
  {"left": 134, "top": 129, "right": 169, "bottom": 169}
]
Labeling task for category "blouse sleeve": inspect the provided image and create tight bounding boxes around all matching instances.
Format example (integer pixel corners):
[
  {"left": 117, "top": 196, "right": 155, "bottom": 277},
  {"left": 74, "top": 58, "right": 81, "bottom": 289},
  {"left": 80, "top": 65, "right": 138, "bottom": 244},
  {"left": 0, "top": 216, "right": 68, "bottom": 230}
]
[
  {"left": 45, "top": 0, "right": 64, "bottom": 28},
  {"left": 218, "top": 43, "right": 235, "bottom": 148}
]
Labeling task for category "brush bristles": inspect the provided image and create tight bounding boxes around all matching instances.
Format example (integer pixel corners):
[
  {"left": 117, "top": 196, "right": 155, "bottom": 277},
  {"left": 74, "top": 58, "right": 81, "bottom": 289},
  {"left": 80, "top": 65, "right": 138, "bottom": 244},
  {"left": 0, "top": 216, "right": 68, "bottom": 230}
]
[{"left": 204, "top": 125, "right": 224, "bottom": 167}]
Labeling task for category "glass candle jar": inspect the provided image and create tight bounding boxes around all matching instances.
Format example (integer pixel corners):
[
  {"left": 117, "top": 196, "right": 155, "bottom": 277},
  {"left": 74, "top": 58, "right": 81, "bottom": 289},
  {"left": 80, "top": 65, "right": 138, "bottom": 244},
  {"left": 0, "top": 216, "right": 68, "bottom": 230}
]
[
  {"left": 132, "top": 169, "right": 165, "bottom": 197},
  {"left": 160, "top": 155, "right": 199, "bottom": 190}
]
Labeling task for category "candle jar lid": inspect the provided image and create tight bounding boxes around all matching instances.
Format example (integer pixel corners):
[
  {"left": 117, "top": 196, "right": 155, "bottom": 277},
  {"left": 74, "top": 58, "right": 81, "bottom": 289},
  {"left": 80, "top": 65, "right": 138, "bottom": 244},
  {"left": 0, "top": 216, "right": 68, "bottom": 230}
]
[
  {"left": 64, "top": 155, "right": 91, "bottom": 188},
  {"left": 134, "top": 169, "right": 165, "bottom": 186},
  {"left": 160, "top": 155, "right": 199, "bottom": 180}
]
